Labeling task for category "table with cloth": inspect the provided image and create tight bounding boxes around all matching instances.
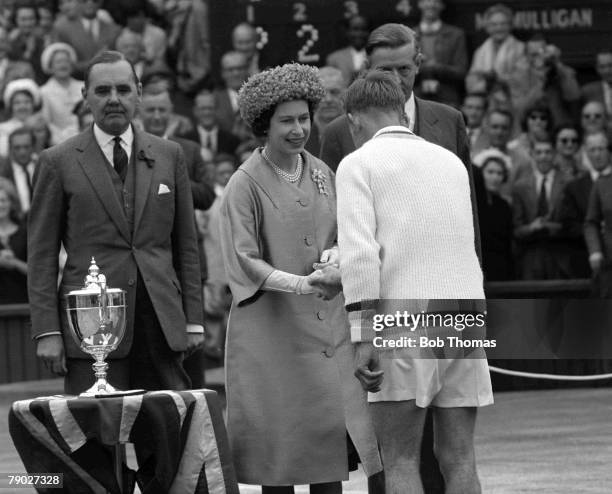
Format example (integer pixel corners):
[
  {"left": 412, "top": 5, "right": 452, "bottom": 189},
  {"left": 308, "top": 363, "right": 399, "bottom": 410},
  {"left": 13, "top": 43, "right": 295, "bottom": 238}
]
[{"left": 8, "top": 389, "right": 238, "bottom": 494}]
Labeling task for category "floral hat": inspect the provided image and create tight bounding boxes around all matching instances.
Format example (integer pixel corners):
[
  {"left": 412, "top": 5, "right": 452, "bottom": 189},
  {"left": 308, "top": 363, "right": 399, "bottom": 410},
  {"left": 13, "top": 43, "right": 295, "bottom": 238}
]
[{"left": 238, "top": 63, "right": 325, "bottom": 127}]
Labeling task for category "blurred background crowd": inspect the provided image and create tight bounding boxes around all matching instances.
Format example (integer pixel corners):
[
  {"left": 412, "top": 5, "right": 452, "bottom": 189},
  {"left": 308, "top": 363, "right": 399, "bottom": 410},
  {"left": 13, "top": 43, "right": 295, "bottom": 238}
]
[{"left": 0, "top": 0, "right": 611, "bottom": 359}]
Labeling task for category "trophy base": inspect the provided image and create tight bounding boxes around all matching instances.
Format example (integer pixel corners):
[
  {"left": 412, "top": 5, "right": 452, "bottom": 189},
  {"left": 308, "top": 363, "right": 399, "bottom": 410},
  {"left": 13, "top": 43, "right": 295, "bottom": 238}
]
[{"left": 79, "top": 380, "right": 145, "bottom": 398}]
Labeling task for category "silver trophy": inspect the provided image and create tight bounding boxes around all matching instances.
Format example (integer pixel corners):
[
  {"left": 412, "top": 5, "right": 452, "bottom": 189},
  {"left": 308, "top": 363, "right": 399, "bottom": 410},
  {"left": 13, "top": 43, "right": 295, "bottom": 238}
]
[{"left": 65, "top": 258, "right": 128, "bottom": 397}]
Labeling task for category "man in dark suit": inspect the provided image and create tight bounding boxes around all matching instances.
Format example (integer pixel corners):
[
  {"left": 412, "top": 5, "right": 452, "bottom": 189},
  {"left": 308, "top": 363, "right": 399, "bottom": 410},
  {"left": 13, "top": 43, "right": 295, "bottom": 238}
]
[
  {"left": 581, "top": 50, "right": 612, "bottom": 116},
  {"left": 326, "top": 15, "right": 370, "bottom": 85},
  {"left": 140, "top": 88, "right": 216, "bottom": 387},
  {"left": 512, "top": 138, "right": 567, "bottom": 280},
  {"left": 559, "top": 131, "right": 612, "bottom": 278},
  {"left": 214, "top": 51, "right": 250, "bottom": 140},
  {"left": 414, "top": 0, "right": 468, "bottom": 106},
  {"left": 180, "top": 89, "right": 241, "bottom": 156},
  {"left": 321, "top": 23, "right": 480, "bottom": 494},
  {"left": 0, "top": 127, "right": 37, "bottom": 216},
  {"left": 29, "top": 51, "right": 204, "bottom": 394},
  {"left": 53, "top": 0, "right": 120, "bottom": 77}
]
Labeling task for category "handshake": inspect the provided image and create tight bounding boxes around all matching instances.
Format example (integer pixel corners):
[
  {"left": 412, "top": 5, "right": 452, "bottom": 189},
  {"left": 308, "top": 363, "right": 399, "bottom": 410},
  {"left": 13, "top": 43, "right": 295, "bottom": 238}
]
[{"left": 306, "top": 247, "right": 343, "bottom": 300}]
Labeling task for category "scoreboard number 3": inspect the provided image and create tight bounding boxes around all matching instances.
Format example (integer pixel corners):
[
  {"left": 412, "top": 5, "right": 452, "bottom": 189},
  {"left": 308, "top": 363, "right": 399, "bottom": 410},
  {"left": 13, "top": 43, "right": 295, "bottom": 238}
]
[
  {"left": 297, "top": 24, "right": 320, "bottom": 63},
  {"left": 344, "top": 1, "right": 359, "bottom": 18},
  {"left": 395, "top": 0, "right": 412, "bottom": 16}
]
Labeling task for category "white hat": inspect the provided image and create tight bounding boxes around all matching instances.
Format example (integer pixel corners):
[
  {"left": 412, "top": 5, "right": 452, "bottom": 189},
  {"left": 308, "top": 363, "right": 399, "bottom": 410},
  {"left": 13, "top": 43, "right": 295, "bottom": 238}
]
[
  {"left": 472, "top": 148, "right": 512, "bottom": 170},
  {"left": 40, "top": 42, "right": 77, "bottom": 75},
  {"left": 3, "top": 78, "right": 41, "bottom": 110}
]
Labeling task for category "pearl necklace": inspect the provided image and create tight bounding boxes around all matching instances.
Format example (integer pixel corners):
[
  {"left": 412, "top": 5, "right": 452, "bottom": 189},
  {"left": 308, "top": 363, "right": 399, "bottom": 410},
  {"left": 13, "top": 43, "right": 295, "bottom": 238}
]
[{"left": 262, "top": 147, "right": 303, "bottom": 183}]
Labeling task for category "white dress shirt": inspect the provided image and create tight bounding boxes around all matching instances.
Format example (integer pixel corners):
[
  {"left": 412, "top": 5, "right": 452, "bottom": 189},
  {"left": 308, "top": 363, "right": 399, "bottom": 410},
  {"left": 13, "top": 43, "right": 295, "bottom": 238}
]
[
  {"left": 11, "top": 160, "right": 35, "bottom": 213},
  {"left": 197, "top": 125, "right": 218, "bottom": 153},
  {"left": 93, "top": 123, "right": 133, "bottom": 167},
  {"left": 404, "top": 92, "right": 416, "bottom": 132},
  {"left": 534, "top": 169, "right": 555, "bottom": 204},
  {"left": 350, "top": 47, "right": 366, "bottom": 72}
]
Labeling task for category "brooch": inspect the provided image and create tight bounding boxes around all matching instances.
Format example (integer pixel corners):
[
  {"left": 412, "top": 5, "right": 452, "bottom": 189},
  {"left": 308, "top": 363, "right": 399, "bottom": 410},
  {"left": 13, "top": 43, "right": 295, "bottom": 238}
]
[{"left": 311, "top": 169, "right": 329, "bottom": 195}]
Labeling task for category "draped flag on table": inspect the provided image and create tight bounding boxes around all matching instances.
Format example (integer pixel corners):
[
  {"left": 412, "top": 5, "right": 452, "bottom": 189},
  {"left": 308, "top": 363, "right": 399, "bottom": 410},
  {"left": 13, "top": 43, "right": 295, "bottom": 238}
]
[{"left": 9, "top": 389, "right": 239, "bottom": 494}]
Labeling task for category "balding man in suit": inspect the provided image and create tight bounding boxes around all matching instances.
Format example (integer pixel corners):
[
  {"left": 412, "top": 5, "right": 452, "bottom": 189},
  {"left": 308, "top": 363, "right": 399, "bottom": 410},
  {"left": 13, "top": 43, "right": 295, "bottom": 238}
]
[{"left": 320, "top": 23, "right": 481, "bottom": 494}]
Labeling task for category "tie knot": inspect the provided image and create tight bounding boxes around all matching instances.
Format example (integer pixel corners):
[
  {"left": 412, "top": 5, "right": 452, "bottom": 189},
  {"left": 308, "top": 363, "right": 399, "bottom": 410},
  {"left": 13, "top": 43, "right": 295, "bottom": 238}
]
[{"left": 114, "top": 136, "right": 122, "bottom": 145}]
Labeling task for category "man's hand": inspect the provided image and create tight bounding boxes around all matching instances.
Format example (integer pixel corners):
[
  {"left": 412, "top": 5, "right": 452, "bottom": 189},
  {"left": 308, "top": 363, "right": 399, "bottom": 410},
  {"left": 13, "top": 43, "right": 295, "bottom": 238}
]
[
  {"left": 187, "top": 332, "right": 205, "bottom": 353},
  {"left": 354, "top": 342, "right": 384, "bottom": 393},
  {"left": 36, "top": 334, "right": 67, "bottom": 376},
  {"left": 308, "top": 266, "right": 342, "bottom": 300}
]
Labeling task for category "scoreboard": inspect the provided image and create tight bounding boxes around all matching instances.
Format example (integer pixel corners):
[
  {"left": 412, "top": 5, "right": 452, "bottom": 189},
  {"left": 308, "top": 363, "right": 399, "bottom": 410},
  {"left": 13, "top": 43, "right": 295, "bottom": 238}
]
[
  {"left": 208, "top": 0, "right": 612, "bottom": 74},
  {"left": 208, "top": 0, "right": 418, "bottom": 69}
]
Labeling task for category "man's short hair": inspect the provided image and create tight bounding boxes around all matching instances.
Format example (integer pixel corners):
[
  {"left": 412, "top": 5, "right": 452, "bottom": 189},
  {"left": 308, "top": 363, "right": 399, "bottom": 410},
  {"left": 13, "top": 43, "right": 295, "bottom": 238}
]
[
  {"left": 344, "top": 70, "right": 405, "bottom": 117},
  {"left": 485, "top": 107, "right": 514, "bottom": 126},
  {"left": 365, "top": 23, "right": 420, "bottom": 57},
  {"left": 8, "top": 126, "right": 34, "bottom": 148},
  {"left": 84, "top": 50, "right": 140, "bottom": 89},
  {"left": 484, "top": 3, "right": 513, "bottom": 21}
]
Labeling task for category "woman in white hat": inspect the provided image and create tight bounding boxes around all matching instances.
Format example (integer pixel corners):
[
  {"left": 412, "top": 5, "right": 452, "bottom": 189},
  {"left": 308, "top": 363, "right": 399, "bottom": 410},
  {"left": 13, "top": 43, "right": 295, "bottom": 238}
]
[
  {"left": 39, "top": 42, "right": 83, "bottom": 145},
  {"left": 0, "top": 78, "right": 40, "bottom": 158}
]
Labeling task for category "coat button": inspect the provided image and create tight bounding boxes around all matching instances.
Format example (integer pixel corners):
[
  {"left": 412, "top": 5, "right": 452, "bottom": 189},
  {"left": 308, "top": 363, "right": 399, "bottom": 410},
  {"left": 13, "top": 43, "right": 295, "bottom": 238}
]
[
  {"left": 128, "top": 279, "right": 135, "bottom": 286},
  {"left": 304, "top": 235, "right": 314, "bottom": 246},
  {"left": 297, "top": 199, "right": 308, "bottom": 207},
  {"left": 324, "top": 347, "right": 335, "bottom": 358},
  {"left": 317, "top": 310, "right": 326, "bottom": 320}
]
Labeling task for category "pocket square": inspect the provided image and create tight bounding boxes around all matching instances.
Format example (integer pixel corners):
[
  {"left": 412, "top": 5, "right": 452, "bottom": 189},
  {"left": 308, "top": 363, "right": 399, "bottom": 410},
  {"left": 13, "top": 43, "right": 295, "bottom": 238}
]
[{"left": 158, "top": 184, "right": 171, "bottom": 195}]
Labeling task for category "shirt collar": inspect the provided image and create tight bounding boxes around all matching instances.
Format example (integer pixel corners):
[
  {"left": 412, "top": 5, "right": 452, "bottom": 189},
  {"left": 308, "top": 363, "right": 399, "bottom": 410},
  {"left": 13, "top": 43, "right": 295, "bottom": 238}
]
[
  {"left": 373, "top": 126, "right": 414, "bottom": 139},
  {"left": 404, "top": 92, "right": 416, "bottom": 131},
  {"left": 419, "top": 20, "right": 442, "bottom": 34},
  {"left": 93, "top": 123, "right": 134, "bottom": 149}
]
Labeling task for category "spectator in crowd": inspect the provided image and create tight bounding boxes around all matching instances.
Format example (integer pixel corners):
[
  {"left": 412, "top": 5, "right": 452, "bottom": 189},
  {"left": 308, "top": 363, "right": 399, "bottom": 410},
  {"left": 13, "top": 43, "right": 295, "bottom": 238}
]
[
  {"left": 326, "top": 14, "right": 370, "bottom": 84},
  {"left": 201, "top": 152, "right": 236, "bottom": 361},
  {"left": 584, "top": 134, "right": 612, "bottom": 296},
  {"left": 122, "top": 0, "right": 167, "bottom": 66},
  {"left": 553, "top": 124, "right": 583, "bottom": 181},
  {"left": 306, "top": 66, "right": 346, "bottom": 155},
  {"left": 0, "top": 26, "right": 35, "bottom": 116},
  {"left": 414, "top": 0, "right": 468, "bottom": 106},
  {"left": 166, "top": 0, "right": 210, "bottom": 95},
  {"left": 72, "top": 98, "right": 93, "bottom": 131},
  {"left": 24, "top": 113, "right": 51, "bottom": 154},
  {"left": 114, "top": 30, "right": 146, "bottom": 79},
  {"left": 0, "top": 177, "right": 28, "bottom": 304},
  {"left": 0, "top": 78, "right": 40, "bottom": 158},
  {"left": 469, "top": 3, "right": 524, "bottom": 84},
  {"left": 39, "top": 42, "right": 83, "bottom": 145},
  {"left": 512, "top": 138, "right": 567, "bottom": 280},
  {"left": 232, "top": 22, "right": 261, "bottom": 76},
  {"left": 508, "top": 100, "right": 552, "bottom": 160},
  {"left": 473, "top": 108, "right": 532, "bottom": 193},
  {"left": 508, "top": 35, "right": 581, "bottom": 127},
  {"left": 35, "top": 1, "right": 55, "bottom": 48},
  {"left": 461, "top": 92, "right": 488, "bottom": 153},
  {"left": 139, "top": 89, "right": 215, "bottom": 213},
  {"left": 215, "top": 50, "right": 251, "bottom": 140},
  {"left": 53, "top": 0, "right": 120, "bottom": 76},
  {"left": 219, "top": 62, "right": 382, "bottom": 493},
  {"left": 476, "top": 150, "right": 514, "bottom": 280},
  {"left": 581, "top": 50, "right": 612, "bottom": 118},
  {"left": 0, "top": 127, "right": 37, "bottom": 216},
  {"left": 8, "top": 2, "right": 46, "bottom": 84},
  {"left": 558, "top": 131, "right": 610, "bottom": 279},
  {"left": 580, "top": 100, "right": 607, "bottom": 138},
  {"left": 465, "top": 70, "right": 495, "bottom": 96},
  {"left": 181, "top": 88, "right": 241, "bottom": 156}
]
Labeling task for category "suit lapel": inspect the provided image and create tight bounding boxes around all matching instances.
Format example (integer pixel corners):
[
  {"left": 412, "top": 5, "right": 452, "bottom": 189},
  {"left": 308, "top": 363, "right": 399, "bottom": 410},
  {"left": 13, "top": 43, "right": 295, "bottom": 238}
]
[
  {"left": 414, "top": 98, "right": 440, "bottom": 142},
  {"left": 76, "top": 129, "right": 131, "bottom": 242},
  {"left": 132, "top": 130, "right": 155, "bottom": 234}
]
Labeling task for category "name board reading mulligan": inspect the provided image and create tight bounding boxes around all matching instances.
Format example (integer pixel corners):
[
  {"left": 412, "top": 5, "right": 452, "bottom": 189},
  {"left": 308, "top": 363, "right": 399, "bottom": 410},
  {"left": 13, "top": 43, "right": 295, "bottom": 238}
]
[{"left": 475, "top": 8, "right": 593, "bottom": 31}]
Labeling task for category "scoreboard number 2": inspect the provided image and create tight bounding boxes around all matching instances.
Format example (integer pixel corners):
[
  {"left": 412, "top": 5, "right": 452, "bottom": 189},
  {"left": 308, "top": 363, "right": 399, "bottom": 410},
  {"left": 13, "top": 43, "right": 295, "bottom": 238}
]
[
  {"left": 293, "top": 2, "right": 308, "bottom": 22},
  {"left": 297, "top": 24, "right": 320, "bottom": 63}
]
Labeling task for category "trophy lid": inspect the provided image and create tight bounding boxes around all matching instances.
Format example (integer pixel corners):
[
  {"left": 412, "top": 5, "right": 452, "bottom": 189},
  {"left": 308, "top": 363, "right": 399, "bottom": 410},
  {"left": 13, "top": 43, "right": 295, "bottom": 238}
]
[{"left": 66, "top": 257, "right": 124, "bottom": 296}]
